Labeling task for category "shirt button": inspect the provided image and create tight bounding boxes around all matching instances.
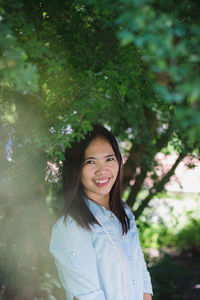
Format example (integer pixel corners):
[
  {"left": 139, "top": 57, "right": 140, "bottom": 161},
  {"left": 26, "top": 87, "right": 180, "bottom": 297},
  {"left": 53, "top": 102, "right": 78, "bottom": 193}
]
[
  {"left": 72, "top": 251, "right": 76, "bottom": 256},
  {"left": 133, "top": 280, "right": 136, "bottom": 284},
  {"left": 129, "top": 256, "right": 133, "bottom": 260}
]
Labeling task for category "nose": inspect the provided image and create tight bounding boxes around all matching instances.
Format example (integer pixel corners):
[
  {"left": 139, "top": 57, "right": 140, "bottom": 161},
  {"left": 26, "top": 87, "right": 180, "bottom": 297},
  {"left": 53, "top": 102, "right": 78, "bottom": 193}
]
[{"left": 95, "top": 161, "right": 107, "bottom": 175}]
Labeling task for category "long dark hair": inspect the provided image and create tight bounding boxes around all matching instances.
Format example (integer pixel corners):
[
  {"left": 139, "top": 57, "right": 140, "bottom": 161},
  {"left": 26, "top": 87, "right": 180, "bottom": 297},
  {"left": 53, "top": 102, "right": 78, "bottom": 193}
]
[{"left": 63, "top": 124, "right": 130, "bottom": 234}]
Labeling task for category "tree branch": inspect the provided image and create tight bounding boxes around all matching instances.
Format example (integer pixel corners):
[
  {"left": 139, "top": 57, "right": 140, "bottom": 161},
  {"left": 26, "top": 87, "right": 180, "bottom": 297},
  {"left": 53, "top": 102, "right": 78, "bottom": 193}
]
[
  {"left": 134, "top": 152, "right": 186, "bottom": 219},
  {"left": 126, "top": 166, "right": 148, "bottom": 207},
  {"left": 123, "top": 121, "right": 174, "bottom": 206}
]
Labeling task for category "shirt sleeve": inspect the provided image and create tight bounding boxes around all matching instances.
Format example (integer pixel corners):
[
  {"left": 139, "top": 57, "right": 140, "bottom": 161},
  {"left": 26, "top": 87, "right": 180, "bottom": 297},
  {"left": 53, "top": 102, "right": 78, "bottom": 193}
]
[
  {"left": 139, "top": 242, "right": 153, "bottom": 295},
  {"left": 124, "top": 204, "right": 153, "bottom": 295},
  {"left": 49, "top": 216, "right": 106, "bottom": 300}
]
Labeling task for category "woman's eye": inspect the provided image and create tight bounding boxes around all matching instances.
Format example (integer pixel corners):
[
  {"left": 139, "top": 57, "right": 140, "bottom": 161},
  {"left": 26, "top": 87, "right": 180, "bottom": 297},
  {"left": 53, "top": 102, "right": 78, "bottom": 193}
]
[
  {"left": 107, "top": 157, "right": 114, "bottom": 162},
  {"left": 85, "top": 160, "right": 94, "bottom": 165}
]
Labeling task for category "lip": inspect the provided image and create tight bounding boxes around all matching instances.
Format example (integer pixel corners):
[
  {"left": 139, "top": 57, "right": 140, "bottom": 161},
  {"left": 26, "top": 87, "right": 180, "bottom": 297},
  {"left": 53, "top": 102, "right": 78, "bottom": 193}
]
[{"left": 93, "top": 177, "right": 111, "bottom": 187}]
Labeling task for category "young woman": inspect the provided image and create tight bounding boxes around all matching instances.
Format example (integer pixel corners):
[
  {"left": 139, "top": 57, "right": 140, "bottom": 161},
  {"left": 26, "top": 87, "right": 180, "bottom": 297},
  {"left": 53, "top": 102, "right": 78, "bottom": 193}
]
[{"left": 49, "top": 125, "right": 153, "bottom": 300}]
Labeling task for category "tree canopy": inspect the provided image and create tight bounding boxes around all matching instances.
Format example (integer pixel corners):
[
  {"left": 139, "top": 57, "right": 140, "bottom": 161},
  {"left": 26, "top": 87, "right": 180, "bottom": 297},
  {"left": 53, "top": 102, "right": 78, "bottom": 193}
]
[
  {"left": 0, "top": 0, "right": 200, "bottom": 298},
  {"left": 1, "top": 0, "right": 200, "bottom": 208}
]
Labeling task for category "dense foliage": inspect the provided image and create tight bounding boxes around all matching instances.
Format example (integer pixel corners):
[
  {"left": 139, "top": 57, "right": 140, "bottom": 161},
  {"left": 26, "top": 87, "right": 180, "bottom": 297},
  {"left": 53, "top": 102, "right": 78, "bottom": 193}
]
[{"left": 0, "top": 0, "right": 200, "bottom": 299}]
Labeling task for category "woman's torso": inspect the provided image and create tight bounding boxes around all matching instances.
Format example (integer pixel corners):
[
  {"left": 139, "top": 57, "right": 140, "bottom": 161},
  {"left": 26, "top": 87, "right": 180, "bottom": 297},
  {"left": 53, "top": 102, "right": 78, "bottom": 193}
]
[
  {"left": 87, "top": 199, "right": 144, "bottom": 300},
  {"left": 50, "top": 199, "right": 152, "bottom": 300}
]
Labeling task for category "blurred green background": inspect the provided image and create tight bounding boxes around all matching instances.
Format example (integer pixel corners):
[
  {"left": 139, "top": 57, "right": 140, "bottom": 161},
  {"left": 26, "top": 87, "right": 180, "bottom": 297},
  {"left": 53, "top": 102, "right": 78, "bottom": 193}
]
[{"left": 0, "top": 0, "right": 200, "bottom": 299}]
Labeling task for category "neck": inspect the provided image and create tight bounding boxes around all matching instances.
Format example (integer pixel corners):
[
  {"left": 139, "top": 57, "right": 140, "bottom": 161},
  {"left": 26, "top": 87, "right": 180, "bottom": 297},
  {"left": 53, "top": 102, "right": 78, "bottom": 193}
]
[{"left": 86, "top": 194, "right": 110, "bottom": 210}]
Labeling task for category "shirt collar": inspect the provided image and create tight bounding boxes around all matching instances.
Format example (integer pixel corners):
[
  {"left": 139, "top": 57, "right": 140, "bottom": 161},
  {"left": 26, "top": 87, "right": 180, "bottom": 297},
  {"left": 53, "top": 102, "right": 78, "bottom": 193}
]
[{"left": 85, "top": 197, "right": 112, "bottom": 218}]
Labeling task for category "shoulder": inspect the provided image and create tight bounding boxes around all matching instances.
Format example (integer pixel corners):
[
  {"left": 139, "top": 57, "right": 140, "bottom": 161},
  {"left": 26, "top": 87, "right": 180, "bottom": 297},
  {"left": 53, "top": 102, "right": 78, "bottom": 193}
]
[
  {"left": 50, "top": 215, "right": 92, "bottom": 251},
  {"left": 52, "top": 215, "right": 77, "bottom": 234},
  {"left": 122, "top": 201, "right": 135, "bottom": 221},
  {"left": 122, "top": 202, "right": 138, "bottom": 235}
]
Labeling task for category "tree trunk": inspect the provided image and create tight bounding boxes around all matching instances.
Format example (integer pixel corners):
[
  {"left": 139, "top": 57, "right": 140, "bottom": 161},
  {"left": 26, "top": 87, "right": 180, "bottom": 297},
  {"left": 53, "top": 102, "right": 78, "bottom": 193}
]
[{"left": 134, "top": 152, "right": 186, "bottom": 219}]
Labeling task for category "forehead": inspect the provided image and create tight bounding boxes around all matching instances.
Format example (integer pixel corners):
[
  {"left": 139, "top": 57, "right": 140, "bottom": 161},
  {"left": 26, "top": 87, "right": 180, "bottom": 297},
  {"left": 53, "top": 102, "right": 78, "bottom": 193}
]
[{"left": 85, "top": 137, "right": 114, "bottom": 156}]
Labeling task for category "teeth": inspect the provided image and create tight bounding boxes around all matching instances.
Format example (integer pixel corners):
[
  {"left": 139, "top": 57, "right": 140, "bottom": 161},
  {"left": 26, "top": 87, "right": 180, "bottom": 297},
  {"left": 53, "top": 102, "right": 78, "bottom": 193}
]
[{"left": 95, "top": 179, "right": 109, "bottom": 184}]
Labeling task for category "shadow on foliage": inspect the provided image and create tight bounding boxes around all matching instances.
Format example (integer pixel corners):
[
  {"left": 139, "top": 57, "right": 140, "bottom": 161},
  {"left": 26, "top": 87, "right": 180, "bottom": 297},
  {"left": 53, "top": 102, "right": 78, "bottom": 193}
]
[{"left": 150, "top": 250, "right": 200, "bottom": 300}]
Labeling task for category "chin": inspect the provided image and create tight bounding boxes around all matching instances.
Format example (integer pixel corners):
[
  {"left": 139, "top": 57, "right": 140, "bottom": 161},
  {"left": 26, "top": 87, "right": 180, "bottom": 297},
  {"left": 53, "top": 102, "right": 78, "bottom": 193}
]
[{"left": 97, "top": 190, "right": 111, "bottom": 197}]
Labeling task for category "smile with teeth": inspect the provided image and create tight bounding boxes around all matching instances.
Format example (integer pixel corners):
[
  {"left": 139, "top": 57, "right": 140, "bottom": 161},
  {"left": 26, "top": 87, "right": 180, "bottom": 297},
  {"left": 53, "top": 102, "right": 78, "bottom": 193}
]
[
  {"left": 94, "top": 178, "right": 111, "bottom": 186},
  {"left": 96, "top": 179, "right": 109, "bottom": 183}
]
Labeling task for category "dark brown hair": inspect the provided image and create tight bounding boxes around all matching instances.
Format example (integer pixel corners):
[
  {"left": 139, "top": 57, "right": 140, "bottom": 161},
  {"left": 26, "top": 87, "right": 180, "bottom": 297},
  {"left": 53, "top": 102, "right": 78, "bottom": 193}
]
[{"left": 63, "top": 124, "right": 130, "bottom": 234}]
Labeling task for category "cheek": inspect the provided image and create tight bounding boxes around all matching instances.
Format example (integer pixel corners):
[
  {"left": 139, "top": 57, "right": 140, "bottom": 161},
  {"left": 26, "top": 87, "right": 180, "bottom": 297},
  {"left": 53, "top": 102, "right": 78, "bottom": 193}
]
[{"left": 112, "top": 163, "right": 119, "bottom": 178}]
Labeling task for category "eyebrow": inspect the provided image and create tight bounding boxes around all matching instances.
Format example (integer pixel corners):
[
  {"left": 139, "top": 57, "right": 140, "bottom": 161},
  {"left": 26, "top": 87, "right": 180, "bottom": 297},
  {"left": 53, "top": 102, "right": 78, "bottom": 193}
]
[{"left": 84, "top": 154, "right": 116, "bottom": 160}]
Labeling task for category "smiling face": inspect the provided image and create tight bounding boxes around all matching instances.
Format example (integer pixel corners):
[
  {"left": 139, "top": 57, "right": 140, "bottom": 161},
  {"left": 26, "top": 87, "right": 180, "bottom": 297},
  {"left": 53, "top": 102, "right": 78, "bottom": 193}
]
[{"left": 81, "top": 136, "right": 119, "bottom": 209}]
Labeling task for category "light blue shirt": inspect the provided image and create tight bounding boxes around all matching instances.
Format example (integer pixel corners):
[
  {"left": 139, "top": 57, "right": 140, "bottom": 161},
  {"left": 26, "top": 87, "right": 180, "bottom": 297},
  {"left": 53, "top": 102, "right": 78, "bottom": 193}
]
[{"left": 49, "top": 199, "right": 153, "bottom": 300}]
